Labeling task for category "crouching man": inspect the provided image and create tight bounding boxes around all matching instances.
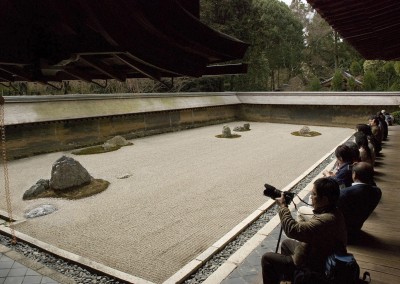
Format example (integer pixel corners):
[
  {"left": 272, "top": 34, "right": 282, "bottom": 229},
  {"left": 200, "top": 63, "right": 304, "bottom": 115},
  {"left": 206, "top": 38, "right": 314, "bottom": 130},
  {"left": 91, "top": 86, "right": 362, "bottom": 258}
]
[{"left": 261, "top": 178, "right": 347, "bottom": 284}]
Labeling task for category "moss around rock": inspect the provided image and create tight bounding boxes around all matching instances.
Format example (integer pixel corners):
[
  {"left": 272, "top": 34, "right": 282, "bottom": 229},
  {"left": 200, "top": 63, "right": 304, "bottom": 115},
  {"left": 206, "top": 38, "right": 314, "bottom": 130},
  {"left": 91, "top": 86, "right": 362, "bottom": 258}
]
[
  {"left": 25, "top": 179, "right": 110, "bottom": 200},
  {"left": 215, "top": 134, "right": 241, "bottom": 138},
  {"left": 72, "top": 145, "right": 122, "bottom": 155},
  {"left": 72, "top": 136, "right": 133, "bottom": 155},
  {"left": 291, "top": 131, "right": 321, "bottom": 137}
]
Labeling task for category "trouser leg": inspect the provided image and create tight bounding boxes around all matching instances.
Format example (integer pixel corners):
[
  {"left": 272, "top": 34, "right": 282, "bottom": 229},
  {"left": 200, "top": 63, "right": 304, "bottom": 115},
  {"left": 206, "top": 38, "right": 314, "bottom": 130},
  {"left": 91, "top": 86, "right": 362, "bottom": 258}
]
[
  {"left": 281, "top": 239, "right": 299, "bottom": 256},
  {"left": 261, "top": 252, "right": 295, "bottom": 284}
]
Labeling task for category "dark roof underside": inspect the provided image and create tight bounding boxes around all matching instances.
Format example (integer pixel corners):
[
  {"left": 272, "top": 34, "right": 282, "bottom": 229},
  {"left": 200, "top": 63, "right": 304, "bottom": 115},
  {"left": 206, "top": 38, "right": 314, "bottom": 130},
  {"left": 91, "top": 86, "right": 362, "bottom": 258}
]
[
  {"left": 307, "top": 0, "right": 400, "bottom": 60},
  {"left": 0, "top": 0, "right": 249, "bottom": 84}
]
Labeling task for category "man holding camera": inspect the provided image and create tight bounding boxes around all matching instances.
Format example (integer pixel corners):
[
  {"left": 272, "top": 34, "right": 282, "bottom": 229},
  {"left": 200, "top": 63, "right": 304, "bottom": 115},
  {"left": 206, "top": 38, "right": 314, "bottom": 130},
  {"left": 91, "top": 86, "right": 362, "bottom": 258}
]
[{"left": 261, "top": 178, "right": 347, "bottom": 284}]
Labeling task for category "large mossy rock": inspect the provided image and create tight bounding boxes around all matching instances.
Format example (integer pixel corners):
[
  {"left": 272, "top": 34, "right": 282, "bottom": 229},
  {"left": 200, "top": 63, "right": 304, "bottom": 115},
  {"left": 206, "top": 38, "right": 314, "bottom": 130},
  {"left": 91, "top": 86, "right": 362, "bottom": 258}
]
[{"left": 50, "top": 156, "right": 92, "bottom": 191}]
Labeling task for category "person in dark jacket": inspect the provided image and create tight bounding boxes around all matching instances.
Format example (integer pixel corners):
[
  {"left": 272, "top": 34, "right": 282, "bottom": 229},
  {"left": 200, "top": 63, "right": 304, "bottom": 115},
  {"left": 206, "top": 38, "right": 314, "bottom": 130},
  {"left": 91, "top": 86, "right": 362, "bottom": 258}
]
[
  {"left": 354, "top": 132, "right": 375, "bottom": 166},
  {"left": 261, "top": 178, "right": 347, "bottom": 284},
  {"left": 377, "top": 111, "right": 388, "bottom": 141},
  {"left": 337, "top": 162, "right": 382, "bottom": 243},
  {"left": 356, "top": 123, "right": 381, "bottom": 154},
  {"left": 369, "top": 116, "right": 383, "bottom": 145},
  {"left": 323, "top": 144, "right": 353, "bottom": 188}
]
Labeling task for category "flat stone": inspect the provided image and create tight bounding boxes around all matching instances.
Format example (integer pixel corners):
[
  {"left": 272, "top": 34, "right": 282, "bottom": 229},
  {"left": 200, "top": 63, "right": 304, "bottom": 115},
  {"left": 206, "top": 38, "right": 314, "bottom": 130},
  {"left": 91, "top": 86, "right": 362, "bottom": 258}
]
[{"left": 25, "top": 205, "right": 57, "bottom": 219}]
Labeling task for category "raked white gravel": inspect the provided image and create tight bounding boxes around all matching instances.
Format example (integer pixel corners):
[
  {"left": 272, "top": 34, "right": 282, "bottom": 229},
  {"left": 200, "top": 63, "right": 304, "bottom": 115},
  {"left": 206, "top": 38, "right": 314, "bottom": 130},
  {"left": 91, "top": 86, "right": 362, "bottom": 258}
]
[{"left": 1, "top": 122, "right": 354, "bottom": 283}]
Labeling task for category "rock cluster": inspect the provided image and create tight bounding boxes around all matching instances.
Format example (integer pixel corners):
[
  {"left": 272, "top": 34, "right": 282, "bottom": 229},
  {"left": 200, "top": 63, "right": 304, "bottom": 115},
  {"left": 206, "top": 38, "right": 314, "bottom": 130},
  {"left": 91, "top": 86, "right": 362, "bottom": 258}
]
[
  {"left": 23, "top": 156, "right": 94, "bottom": 200},
  {"left": 233, "top": 123, "right": 251, "bottom": 132}
]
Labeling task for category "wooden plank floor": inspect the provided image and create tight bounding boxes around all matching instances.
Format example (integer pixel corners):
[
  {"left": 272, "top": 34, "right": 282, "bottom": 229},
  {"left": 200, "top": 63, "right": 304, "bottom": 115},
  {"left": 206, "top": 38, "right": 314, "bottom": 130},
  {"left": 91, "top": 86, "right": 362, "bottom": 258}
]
[{"left": 347, "top": 125, "right": 400, "bottom": 284}]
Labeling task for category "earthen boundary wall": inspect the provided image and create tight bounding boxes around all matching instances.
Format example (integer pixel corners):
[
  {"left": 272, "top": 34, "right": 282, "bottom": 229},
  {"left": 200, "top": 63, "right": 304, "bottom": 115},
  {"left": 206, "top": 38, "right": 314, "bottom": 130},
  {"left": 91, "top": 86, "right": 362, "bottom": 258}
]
[{"left": 3, "top": 92, "right": 399, "bottom": 159}]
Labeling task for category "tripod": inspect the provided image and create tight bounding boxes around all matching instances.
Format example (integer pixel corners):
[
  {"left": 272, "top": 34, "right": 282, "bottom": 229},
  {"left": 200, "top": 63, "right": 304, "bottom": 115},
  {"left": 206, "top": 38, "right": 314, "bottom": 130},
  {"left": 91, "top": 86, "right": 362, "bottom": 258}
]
[{"left": 275, "top": 225, "right": 284, "bottom": 253}]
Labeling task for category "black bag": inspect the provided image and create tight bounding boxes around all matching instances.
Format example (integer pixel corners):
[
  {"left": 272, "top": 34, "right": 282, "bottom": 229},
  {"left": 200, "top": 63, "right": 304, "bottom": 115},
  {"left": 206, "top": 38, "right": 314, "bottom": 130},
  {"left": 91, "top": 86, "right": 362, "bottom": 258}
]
[
  {"left": 293, "top": 268, "right": 329, "bottom": 284},
  {"left": 325, "top": 252, "right": 364, "bottom": 284},
  {"left": 294, "top": 252, "right": 371, "bottom": 284}
]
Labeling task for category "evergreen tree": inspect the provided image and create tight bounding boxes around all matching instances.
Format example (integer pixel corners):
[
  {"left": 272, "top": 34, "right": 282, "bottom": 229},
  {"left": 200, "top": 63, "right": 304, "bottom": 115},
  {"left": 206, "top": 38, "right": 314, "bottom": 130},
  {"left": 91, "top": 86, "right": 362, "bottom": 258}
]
[
  {"left": 200, "top": 0, "right": 304, "bottom": 91},
  {"left": 308, "top": 76, "right": 321, "bottom": 91},
  {"left": 363, "top": 71, "right": 378, "bottom": 91},
  {"left": 331, "top": 70, "right": 343, "bottom": 91}
]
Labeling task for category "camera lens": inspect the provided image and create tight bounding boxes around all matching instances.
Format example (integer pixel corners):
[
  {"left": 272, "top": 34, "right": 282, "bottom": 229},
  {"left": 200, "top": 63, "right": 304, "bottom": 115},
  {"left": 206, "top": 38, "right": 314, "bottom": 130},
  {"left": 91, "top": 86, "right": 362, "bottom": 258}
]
[
  {"left": 264, "top": 183, "right": 294, "bottom": 205},
  {"left": 263, "top": 184, "right": 282, "bottom": 199}
]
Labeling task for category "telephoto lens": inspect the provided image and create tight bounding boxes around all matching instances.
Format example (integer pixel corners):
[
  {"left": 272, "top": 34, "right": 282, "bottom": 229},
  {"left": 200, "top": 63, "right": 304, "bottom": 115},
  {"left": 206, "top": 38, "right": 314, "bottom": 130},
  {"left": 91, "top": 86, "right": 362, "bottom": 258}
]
[
  {"left": 263, "top": 183, "right": 294, "bottom": 205},
  {"left": 263, "top": 183, "right": 282, "bottom": 199}
]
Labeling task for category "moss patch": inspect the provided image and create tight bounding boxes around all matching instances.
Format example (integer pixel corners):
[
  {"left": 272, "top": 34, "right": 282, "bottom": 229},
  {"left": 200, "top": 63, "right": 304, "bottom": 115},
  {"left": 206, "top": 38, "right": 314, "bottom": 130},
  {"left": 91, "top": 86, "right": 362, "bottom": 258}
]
[
  {"left": 71, "top": 144, "right": 132, "bottom": 155},
  {"left": 30, "top": 179, "right": 110, "bottom": 200},
  {"left": 215, "top": 134, "right": 241, "bottom": 138},
  {"left": 233, "top": 129, "right": 251, "bottom": 132},
  {"left": 291, "top": 131, "right": 322, "bottom": 137}
]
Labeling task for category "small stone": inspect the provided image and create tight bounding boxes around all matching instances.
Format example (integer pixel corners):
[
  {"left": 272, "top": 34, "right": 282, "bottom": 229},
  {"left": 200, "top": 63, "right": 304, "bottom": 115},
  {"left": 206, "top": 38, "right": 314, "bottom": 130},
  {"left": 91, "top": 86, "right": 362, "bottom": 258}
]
[
  {"left": 116, "top": 174, "right": 132, "bottom": 179},
  {"left": 222, "top": 125, "right": 232, "bottom": 137},
  {"left": 299, "top": 126, "right": 311, "bottom": 135}
]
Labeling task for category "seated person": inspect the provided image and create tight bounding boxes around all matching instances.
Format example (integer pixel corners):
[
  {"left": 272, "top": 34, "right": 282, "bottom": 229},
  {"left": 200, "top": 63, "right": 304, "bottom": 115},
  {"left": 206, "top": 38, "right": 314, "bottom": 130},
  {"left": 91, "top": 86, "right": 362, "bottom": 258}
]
[
  {"left": 356, "top": 123, "right": 381, "bottom": 154},
  {"left": 337, "top": 162, "right": 382, "bottom": 243},
  {"left": 382, "top": 109, "right": 393, "bottom": 126},
  {"left": 377, "top": 111, "right": 388, "bottom": 141},
  {"left": 369, "top": 116, "right": 383, "bottom": 145},
  {"left": 323, "top": 144, "right": 353, "bottom": 188},
  {"left": 344, "top": 141, "right": 360, "bottom": 163},
  {"left": 354, "top": 132, "right": 375, "bottom": 166},
  {"left": 262, "top": 178, "right": 347, "bottom": 284}
]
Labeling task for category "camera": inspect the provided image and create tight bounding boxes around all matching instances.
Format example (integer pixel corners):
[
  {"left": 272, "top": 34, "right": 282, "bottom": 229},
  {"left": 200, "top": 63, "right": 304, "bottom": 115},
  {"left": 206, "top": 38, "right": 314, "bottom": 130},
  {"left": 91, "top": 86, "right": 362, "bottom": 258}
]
[{"left": 263, "top": 183, "right": 295, "bottom": 205}]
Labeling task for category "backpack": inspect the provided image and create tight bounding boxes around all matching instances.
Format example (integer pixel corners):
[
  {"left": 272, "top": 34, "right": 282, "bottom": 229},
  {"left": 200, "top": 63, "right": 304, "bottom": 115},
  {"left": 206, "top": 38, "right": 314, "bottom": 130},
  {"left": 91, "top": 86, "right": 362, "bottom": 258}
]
[
  {"left": 325, "top": 252, "right": 370, "bottom": 284},
  {"left": 294, "top": 252, "right": 371, "bottom": 284},
  {"left": 293, "top": 268, "right": 329, "bottom": 284}
]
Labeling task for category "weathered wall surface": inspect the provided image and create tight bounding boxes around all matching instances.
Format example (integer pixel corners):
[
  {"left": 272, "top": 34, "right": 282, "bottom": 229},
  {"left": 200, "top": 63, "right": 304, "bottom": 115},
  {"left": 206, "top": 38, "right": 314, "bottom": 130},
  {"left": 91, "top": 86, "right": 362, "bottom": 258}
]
[
  {"left": 2, "top": 92, "right": 399, "bottom": 159},
  {"left": 4, "top": 105, "right": 238, "bottom": 159},
  {"left": 239, "top": 104, "right": 398, "bottom": 126}
]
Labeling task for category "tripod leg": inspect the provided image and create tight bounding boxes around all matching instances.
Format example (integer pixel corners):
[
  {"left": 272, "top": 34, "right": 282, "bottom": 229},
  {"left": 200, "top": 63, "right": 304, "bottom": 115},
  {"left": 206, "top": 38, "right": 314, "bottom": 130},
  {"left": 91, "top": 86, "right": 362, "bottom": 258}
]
[{"left": 275, "top": 225, "right": 284, "bottom": 253}]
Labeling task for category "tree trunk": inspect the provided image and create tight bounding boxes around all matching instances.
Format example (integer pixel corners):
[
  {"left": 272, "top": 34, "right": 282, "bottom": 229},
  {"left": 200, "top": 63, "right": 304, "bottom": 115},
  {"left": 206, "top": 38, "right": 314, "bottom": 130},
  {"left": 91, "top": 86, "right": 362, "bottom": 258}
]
[
  {"left": 334, "top": 31, "right": 339, "bottom": 69},
  {"left": 270, "top": 70, "right": 275, "bottom": 91}
]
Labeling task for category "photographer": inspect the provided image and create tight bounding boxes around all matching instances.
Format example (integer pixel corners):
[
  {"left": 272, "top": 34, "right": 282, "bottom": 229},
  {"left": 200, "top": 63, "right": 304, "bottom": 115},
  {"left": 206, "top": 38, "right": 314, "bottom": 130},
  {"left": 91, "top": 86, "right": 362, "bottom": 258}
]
[{"left": 261, "top": 178, "right": 347, "bottom": 284}]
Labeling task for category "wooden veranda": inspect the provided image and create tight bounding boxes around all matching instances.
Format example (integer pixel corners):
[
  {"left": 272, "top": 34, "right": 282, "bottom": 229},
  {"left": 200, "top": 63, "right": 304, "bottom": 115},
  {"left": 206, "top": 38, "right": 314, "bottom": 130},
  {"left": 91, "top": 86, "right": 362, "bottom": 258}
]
[{"left": 347, "top": 125, "right": 400, "bottom": 284}]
